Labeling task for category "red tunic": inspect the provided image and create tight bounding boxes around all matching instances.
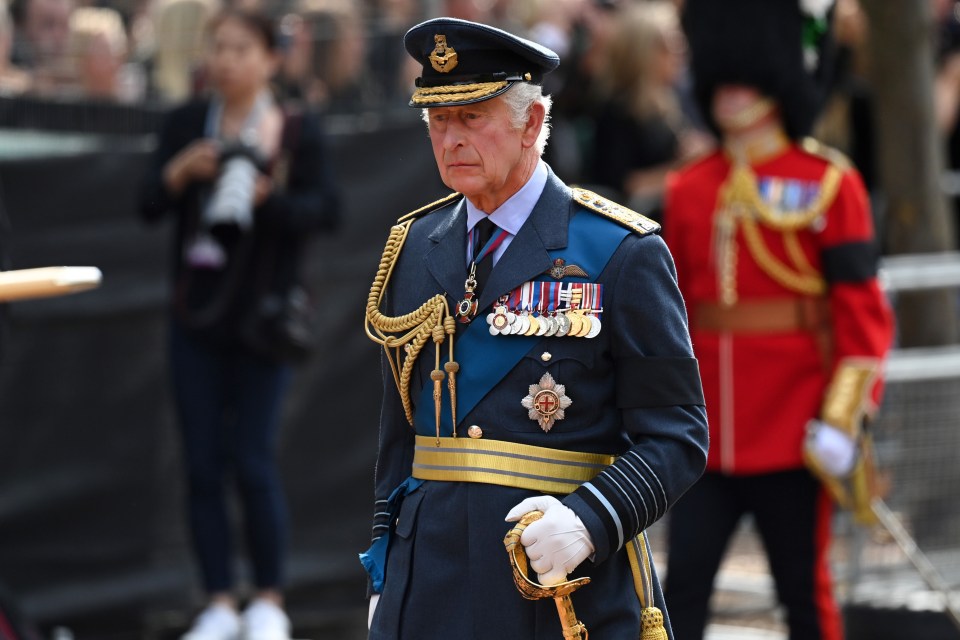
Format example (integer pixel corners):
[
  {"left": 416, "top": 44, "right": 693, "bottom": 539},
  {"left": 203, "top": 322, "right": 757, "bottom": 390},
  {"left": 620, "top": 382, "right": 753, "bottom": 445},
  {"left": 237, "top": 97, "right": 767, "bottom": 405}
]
[{"left": 664, "top": 143, "right": 894, "bottom": 475}]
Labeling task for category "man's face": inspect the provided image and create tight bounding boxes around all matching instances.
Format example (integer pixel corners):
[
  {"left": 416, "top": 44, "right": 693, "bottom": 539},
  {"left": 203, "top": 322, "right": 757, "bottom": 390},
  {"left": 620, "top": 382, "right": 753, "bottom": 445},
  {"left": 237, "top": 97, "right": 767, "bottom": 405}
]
[
  {"left": 23, "top": 0, "right": 72, "bottom": 61},
  {"left": 712, "top": 84, "right": 769, "bottom": 133},
  {"left": 427, "top": 95, "right": 538, "bottom": 210}
]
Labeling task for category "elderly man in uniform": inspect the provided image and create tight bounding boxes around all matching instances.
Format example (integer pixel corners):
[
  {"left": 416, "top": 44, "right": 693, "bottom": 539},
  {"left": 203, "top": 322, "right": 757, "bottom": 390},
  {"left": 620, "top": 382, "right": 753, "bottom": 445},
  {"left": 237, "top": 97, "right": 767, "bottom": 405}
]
[{"left": 362, "top": 17, "right": 708, "bottom": 639}]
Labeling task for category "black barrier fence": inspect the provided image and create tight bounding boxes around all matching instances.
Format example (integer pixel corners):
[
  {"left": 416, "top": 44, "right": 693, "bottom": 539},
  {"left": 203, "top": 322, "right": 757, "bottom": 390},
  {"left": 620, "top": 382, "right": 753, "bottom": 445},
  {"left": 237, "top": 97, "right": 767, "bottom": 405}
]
[
  {"left": 0, "top": 95, "right": 167, "bottom": 136},
  {"left": 0, "top": 104, "right": 448, "bottom": 637}
]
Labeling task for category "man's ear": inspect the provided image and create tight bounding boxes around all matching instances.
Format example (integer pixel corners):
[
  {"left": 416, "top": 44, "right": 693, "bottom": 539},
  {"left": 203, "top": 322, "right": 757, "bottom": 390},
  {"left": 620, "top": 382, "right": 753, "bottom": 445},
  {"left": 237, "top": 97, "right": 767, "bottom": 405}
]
[{"left": 521, "top": 101, "right": 546, "bottom": 149}]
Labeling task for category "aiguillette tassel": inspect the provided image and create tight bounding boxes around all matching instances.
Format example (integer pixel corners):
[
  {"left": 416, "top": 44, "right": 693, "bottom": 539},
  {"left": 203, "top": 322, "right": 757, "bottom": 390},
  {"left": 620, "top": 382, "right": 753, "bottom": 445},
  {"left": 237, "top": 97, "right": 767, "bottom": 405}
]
[{"left": 640, "top": 607, "right": 668, "bottom": 640}]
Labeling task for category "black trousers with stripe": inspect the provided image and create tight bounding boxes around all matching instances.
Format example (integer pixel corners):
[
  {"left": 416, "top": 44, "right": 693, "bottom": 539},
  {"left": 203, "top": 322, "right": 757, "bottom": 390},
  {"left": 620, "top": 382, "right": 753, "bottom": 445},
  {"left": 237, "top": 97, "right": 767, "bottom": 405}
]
[{"left": 664, "top": 469, "right": 842, "bottom": 640}]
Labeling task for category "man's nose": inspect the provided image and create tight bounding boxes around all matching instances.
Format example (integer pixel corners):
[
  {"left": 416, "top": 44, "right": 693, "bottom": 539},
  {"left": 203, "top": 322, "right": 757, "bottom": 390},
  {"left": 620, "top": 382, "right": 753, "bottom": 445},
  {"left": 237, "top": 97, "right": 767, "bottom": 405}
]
[{"left": 442, "top": 121, "right": 466, "bottom": 150}]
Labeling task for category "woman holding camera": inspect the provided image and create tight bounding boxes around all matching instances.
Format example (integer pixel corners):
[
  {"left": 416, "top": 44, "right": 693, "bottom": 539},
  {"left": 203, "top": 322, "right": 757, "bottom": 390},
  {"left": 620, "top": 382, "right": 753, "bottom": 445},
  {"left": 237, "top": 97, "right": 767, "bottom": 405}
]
[{"left": 139, "top": 8, "right": 340, "bottom": 640}]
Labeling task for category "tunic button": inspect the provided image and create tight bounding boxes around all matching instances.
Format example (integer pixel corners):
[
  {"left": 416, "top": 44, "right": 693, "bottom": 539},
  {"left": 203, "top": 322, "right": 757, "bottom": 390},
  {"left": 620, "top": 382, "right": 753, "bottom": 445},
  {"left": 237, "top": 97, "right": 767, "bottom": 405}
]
[
  {"left": 467, "top": 425, "right": 483, "bottom": 439},
  {"left": 541, "top": 352, "right": 552, "bottom": 362}
]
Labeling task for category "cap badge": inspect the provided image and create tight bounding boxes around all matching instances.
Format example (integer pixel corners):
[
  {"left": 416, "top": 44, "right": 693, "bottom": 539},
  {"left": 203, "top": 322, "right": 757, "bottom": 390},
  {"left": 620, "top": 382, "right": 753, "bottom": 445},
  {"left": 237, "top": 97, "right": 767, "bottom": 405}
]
[
  {"left": 429, "top": 34, "right": 459, "bottom": 73},
  {"left": 521, "top": 373, "right": 572, "bottom": 433}
]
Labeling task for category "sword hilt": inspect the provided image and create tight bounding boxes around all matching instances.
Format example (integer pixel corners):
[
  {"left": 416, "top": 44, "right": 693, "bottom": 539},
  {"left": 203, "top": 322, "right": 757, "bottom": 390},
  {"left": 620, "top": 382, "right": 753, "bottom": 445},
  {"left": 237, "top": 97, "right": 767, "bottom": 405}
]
[{"left": 504, "top": 510, "right": 590, "bottom": 639}]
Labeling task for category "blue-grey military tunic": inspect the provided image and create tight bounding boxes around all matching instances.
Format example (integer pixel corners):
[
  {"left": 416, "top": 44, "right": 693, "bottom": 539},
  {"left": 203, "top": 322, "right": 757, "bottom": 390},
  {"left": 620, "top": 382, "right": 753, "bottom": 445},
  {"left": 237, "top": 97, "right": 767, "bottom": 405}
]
[{"left": 366, "top": 164, "right": 708, "bottom": 639}]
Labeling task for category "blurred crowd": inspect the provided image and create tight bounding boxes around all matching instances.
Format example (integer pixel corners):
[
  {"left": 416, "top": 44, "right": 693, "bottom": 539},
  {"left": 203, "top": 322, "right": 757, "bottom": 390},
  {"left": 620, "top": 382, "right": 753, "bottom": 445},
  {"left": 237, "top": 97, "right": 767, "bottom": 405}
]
[
  {"left": 0, "top": 0, "right": 713, "bottom": 215},
  {"left": 2, "top": 0, "right": 960, "bottom": 217}
]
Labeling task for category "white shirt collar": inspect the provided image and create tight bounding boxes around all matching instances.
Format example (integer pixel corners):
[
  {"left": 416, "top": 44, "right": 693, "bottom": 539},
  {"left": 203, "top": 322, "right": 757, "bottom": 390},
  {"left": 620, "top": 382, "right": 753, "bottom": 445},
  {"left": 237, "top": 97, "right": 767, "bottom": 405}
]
[{"left": 465, "top": 160, "right": 549, "bottom": 235}]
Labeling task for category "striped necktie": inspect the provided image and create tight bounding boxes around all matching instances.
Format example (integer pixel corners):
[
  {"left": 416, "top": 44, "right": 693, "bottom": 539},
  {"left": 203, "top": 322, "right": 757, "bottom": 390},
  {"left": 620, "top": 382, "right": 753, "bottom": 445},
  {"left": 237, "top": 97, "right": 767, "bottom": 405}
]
[{"left": 472, "top": 216, "right": 497, "bottom": 294}]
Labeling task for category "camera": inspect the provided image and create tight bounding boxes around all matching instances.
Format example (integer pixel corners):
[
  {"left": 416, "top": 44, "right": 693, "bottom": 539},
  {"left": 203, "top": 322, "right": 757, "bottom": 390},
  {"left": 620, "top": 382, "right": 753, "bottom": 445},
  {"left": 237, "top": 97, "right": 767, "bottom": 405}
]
[{"left": 203, "top": 141, "right": 266, "bottom": 231}]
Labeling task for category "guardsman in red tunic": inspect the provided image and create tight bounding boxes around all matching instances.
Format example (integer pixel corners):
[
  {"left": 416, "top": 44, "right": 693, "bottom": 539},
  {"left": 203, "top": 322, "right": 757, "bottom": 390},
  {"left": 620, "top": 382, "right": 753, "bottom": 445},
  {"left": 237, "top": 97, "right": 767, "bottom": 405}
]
[{"left": 662, "top": 1, "right": 895, "bottom": 639}]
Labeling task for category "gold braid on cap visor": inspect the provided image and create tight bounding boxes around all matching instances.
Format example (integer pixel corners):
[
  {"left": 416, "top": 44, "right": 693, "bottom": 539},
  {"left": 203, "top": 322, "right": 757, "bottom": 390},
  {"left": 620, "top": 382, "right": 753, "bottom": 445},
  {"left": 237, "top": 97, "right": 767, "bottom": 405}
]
[{"left": 411, "top": 80, "right": 509, "bottom": 105}]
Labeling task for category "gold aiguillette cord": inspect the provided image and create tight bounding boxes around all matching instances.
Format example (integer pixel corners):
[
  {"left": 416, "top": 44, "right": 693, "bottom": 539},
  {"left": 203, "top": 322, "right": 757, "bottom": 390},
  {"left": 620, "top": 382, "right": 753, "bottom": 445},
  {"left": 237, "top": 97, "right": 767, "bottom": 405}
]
[{"left": 365, "top": 221, "right": 459, "bottom": 444}]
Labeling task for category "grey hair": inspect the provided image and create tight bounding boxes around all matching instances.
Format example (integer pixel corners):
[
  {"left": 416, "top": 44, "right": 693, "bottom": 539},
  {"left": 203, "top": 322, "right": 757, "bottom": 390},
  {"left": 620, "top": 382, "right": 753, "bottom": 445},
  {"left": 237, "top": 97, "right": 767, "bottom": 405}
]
[
  {"left": 503, "top": 83, "right": 553, "bottom": 156},
  {"left": 421, "top": 82, "right": 554, "bottom": 155}
]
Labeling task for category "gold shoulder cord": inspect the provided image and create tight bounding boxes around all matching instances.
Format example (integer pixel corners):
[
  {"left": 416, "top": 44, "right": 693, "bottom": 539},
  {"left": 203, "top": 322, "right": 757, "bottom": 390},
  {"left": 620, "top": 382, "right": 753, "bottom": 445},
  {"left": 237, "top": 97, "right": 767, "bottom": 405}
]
[
  {"left": 717, "top": 159, "right": 843, "bottom": 299},
  {"left": 365, "top": 198, "right": 460, "bottom": 445}
]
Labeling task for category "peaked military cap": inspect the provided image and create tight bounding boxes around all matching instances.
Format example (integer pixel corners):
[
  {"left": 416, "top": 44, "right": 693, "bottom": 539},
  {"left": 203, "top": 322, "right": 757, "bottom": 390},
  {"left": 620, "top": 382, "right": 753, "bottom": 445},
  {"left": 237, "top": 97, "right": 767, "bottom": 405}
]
[{"left": 403, "top": 17, "right": 560, "bottom": 108}]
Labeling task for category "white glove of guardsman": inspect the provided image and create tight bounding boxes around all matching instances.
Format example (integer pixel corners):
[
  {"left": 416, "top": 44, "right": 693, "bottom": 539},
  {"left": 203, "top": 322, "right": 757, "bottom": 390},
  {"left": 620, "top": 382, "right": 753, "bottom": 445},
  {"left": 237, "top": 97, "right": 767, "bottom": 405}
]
[
  {"left": 804, "top": 419, "right": 858, "bottom": 477},
  {"left": 505, "top": 495, "right": 595, "bottom": 586},
  {"left": 804, "top": 417, "right": 883, "bottom": 526}
]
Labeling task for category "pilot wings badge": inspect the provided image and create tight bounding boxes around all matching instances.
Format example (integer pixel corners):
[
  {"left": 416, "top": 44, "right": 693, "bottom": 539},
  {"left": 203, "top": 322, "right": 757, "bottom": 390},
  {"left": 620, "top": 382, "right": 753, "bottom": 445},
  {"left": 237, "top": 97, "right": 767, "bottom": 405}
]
[{"left": 547, "top": 258, "right": 589, "bottom": 280}]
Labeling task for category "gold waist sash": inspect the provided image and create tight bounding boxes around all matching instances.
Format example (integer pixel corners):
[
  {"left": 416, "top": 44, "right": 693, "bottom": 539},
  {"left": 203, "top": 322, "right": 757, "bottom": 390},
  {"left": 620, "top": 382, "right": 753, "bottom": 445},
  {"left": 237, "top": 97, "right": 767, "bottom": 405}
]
[{"left": 412, "top": 435, "right": 616, "bottom": 495}]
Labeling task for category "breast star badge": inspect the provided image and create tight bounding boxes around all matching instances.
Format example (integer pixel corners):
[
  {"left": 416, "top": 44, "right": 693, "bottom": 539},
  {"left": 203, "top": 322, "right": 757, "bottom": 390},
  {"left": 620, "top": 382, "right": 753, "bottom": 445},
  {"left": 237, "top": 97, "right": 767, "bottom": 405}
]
[{"left": 521, "top": 372, "right": 572, "bottom": 432}]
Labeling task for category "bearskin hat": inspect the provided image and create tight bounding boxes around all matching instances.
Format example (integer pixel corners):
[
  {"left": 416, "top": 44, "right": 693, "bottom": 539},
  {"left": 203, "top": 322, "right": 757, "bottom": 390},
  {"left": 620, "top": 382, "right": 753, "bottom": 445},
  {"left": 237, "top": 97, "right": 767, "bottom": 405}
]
[{"left": 682, "top": 0, "right": 835, "bottom": 140}]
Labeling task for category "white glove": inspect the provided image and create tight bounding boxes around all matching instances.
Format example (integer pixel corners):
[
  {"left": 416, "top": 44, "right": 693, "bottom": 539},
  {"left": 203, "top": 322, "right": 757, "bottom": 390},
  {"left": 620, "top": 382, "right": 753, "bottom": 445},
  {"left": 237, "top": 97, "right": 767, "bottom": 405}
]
[
  {"left": 505, "top": 495, "right": 595, "bottom": 586},
  {"left": 805, "top": 419, "right": 857, "bottom": 477},
  {"left": 368, "top": 594, "right": 379, "bottom": 629}
]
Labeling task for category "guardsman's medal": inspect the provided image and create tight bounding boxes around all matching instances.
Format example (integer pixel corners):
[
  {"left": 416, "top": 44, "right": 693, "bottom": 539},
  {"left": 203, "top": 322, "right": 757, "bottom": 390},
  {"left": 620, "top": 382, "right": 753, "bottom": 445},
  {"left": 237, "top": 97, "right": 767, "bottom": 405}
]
[{"left": 521, "top": 372, "right": 572, "bottom": 432}]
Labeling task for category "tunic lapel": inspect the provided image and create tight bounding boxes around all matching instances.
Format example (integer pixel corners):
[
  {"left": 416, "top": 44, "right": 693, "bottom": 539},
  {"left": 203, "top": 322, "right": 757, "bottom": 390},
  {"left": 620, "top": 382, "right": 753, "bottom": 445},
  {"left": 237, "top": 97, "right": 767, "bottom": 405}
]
[{"left": 424, "top": 198, "right": 469, "bottom": 304}]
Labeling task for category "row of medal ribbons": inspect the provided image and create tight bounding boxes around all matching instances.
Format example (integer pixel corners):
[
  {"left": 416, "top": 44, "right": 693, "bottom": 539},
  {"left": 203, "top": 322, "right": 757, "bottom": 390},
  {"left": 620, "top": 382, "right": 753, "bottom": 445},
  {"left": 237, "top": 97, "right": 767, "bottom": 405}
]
[{"left": 486, "top": 280, "right": 604, "bottom": 338}]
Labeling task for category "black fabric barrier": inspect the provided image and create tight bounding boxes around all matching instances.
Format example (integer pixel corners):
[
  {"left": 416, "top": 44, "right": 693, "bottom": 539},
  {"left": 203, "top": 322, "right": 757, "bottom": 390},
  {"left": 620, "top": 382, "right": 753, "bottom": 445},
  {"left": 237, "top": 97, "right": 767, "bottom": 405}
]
[
  {"left": 0, "top": 114, "right": 447, "bottom": 634},
  {"left": 0, "top": 95, "right": 167, "bottom": 136}
]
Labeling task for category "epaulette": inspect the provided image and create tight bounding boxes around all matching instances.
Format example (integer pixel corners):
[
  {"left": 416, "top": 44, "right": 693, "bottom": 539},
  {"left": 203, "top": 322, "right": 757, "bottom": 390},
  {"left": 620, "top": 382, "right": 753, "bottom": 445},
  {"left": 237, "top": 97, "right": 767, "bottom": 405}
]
[
  {"left": 397, "top": 192, "right": 462, "bottom": 223},
  {"left": 800, "top": 137, "right": 852, "bottom": 172},
  {"left": 572, "top": 187, "right": 661, "bottom": 235}
]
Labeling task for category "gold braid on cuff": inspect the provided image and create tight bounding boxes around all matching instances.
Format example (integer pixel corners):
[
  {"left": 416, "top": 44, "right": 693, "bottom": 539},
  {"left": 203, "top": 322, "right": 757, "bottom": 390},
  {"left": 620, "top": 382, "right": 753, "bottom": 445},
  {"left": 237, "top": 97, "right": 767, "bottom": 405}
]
[{"left": 821, "top": 358, "right": 881, "bottom": 435}]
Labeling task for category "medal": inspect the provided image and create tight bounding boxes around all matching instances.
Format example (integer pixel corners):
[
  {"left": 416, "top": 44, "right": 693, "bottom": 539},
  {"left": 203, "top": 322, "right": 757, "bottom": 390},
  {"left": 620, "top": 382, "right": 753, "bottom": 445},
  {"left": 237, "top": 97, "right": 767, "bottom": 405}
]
[
  {"left": 536, "top": 313, "right": 549, "bottom": 336},
  {"left": 580, "top": 284, "right": 603, "bottom": 338},
  {"left": 507, "top": 287, "right": 525, "bottom": 334},
  {"left": 566, "top": 310, "right": 583, "bottom": 336},
  {"left": 555, "top": 312, "right": 571, "bottom": 337},
  {"left": 487, "top": 304, "right": 515, "bottom": 335},
  {"left": 568, "top": 310, "right": 586, "bottom": 337},
  {"left": 512, "top": 312, "right": 529, "bottom": 335},
  {"left": 481, "top": 279, "right": 606, "bottom": 338},
  {"left": 525, "top": 314, "right": 540, "bottom": 336},
  {"left": 544, "top": 314, "right": 558, "bottom": 336},
  {"left": 456, "top": 265, "right": 479, "bottom": 323},
  {"left": 521, "top": 372, "right": 572, "bottom": 432},
  {"left": 586, "top": 314, "right": 602, "bottom": 338}
]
